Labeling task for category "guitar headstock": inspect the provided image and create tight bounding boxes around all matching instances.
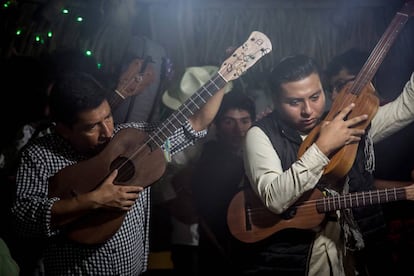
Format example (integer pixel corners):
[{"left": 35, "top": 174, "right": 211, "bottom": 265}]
[
  {"left": 400, "top": 0, "right": 414, "bottom": 17},
  {"left": 218, "top": 31, "right": 272, "bottom": 82},
  {"left": 116, "top": 57, "right": 156, "bottom": 98}
]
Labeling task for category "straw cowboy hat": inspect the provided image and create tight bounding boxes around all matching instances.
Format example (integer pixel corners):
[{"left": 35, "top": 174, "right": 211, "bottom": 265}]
[{"left": 162, "top": 65, "right": 233, "bottom": 110}]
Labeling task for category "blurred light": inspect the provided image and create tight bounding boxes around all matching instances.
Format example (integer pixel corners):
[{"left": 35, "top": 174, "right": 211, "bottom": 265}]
[
  {"left": 3, "top": 0, "right": 18, "bottom": 8},
  {"left": 35, "top": 35, "right": 40, "bottom": 42},
  {"left": 47, "top": 31, "right": 53, "bottom": 38},
  {"left": 16, "top": 29, "right": 22, "bottom": 35},
  {"left": 97, "top": 63, "right": 102, "bottom": 69},
  {"left": 62, "top": 9, "right": 69, "bottom": 14},
  {"left": 76, "top": 16, "right": 83, "bottom": 22},
  {"left": 85, "top": 50, "right": 92, "bottom": 56}
]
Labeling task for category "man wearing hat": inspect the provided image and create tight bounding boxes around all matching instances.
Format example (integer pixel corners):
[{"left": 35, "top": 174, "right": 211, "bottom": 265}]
[{"left": 162, "top": 65, "right": 233, "bottom": 111}]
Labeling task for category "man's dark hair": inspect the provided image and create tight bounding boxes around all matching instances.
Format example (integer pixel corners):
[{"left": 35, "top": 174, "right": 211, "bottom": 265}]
[
  {"left": 268, "top": 54, "right": 321, "bottom": 99},
  {"left": 214, "top": 91, "right": 256, "bottom": 123},
  {"left": 49, "top": 71, "right": 109, "bottom": 126}
]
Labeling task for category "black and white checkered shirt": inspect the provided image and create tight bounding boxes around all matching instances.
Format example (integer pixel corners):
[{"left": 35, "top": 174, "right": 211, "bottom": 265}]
[{"left": 12, "top": 121, "right": 206, "bottom": 275}]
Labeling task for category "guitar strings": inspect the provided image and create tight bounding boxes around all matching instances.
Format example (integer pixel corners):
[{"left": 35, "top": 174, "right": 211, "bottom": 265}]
[
  {"left": 229, "top": 185, "right": 412, "bottom": 242},
  {"left": 113, "top": 42, "right": 268, "bottom": 186},
  {"left": 113, "top": 73, "right": 226, "bottom": 184},
  {"left": 332, "top": 13, "right": 406, "bottom": 115},
  {"left": 243, "top": 186, "right": 410, "bottom": 218}
]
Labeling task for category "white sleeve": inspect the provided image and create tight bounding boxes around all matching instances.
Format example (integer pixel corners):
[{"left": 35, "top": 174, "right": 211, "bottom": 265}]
[
  {"left": 243, "top": 126, "right": 329, "bottom": 214},
  {"left": 371, "top": 72, "right": 414, "bottom": 142}
]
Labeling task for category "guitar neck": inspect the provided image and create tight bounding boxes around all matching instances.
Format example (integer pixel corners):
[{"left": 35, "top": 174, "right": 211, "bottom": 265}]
[
  {"left": 316, "top": 185, "right": 414, "bottom": 213},
  {"left": 350, "top": 6, "right": 411, "bottom": 96},
  {"left": 144, "top": 30, "right": 272, "bottom": 149},
  {"left": 149, "top": 72, "right": 227, "bottom": 147}
]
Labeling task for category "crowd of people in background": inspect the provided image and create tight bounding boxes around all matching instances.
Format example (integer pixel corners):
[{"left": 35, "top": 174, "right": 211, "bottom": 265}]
[{"left": 0, "top": 41, "right": 413, "bottom": 276}]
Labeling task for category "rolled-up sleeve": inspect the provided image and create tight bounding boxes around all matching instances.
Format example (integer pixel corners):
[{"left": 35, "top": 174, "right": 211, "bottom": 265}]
[
  {"left": 162, "top": 121, "right": 207, "bottom": 157},
  {"left": 120, "top": 120, "right": 207, "bottom": 158}
]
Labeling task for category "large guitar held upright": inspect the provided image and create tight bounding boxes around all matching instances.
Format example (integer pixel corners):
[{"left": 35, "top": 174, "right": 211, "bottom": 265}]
[{"left": 298, "top": 1, "right": 414, "bottom": 181}]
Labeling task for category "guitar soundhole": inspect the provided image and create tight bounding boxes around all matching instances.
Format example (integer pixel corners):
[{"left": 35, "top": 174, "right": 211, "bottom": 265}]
[{"left": 110, "top": 157, "right": 135, "bottom": 183}]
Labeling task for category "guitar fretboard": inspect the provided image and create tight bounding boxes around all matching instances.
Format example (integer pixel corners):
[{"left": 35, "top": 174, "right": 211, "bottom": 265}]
[
  {"left": 350, "top": 10, "right": 410, "bottom": 96},
  {"left": 149, "top": 73, "right": 227, "bottom": 147},
  {"left": 316, "top": 187, "right": 407, "bottom": 213}
]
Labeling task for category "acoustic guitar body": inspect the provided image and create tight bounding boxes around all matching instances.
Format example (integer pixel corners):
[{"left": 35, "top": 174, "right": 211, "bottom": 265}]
[
  {"left": 227, "top": 188, "right": 325, "bottom": 243},
  {"left": 49, "top": 128, "right": 167, "bottom": 199},
  {"left": 66, "top": 209, "right": 127, "bottom": 244},
  {"left": 227, "top": 184, "right": 414, "bottom": 243},
  {"left": 48, "top": 128, "right": 167, "bottom": 244},
  {"left": 298, "top": 83, "right": 379, "bottom": 180}
]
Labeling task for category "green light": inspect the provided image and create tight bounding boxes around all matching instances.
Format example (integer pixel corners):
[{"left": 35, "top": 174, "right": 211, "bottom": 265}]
[
  {"left": 35, "top": 35, "right": 40, "bottom": 42},
  {"left": 85, "top": 50, "right": 92, "bottom": 56},
  {"left": 62, "top": 9, "right": 69, "bottom": 14},
  {"left": 4, "top": 3, "right": 9, "bottom": 8},
  {"left": 16, "top": 29, "right": 22, "bottom": 35},
  {"left": 47, "top": 31, "right": 52, "bottom": 38},
  {"left": 76, "top": 17, "right": 83, "bottom": 22},
  {"left": 97, "top": 63, "right": 102, "bottom": 69}
]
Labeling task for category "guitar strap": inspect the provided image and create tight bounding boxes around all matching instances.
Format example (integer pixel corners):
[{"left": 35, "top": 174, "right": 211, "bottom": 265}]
[{"left": 340, "top": 177, "right": 365, "bottom": 251}]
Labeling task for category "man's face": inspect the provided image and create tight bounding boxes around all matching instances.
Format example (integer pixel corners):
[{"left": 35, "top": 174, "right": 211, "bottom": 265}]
[
  {"left": 329, "top": 68, "right": 355, "bottom": 101},
  {"left": 276, "top": 72, "right": 326, "bottom": 134},
  {"left": 216, "top": 108, "right": 252, "bottom": 150},
  {"left": 59, "top": 100, "right": 115, "bottom": 156}
]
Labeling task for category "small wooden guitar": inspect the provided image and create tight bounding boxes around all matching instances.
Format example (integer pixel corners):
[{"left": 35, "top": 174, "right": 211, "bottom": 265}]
[
  {"left": 227, "top": 184, "right": 414, "bottom": 243},
  {"left": 297, "top": 1, "right": 414, "bottom": 181},
  {"left": 48, "top": 31, "right": 272, "bottom": 244}
]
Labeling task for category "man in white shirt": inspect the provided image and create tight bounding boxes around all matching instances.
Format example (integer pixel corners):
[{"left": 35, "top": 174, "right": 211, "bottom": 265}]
[{"left": 243, "top": 54, "right": 414, "bottom": 275}]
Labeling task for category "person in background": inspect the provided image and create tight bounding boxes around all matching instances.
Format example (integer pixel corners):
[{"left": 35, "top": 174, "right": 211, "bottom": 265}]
[
  {"left": 150, "top": 65, "right": 232, "bottom": 275},
  {"left": 148, "top": 144, "right": 206, "bottom": 276},
  {"left": 325, "top": 49, "right": 378, "bottom": 102},
  {"left": 243, "top": 54, "right": 414, "bottom": 275},
  {"left": 326, "top": 48, "right": 414, "bottom": 275},
  {"left": 11, "top": 70, "right": 226, "bottom": 275},
  {"left": 190, "top": 91, "right": 256, "bottom": 275}
]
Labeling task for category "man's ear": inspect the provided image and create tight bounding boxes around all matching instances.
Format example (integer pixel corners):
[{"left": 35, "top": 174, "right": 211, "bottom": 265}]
[{"left": 55, "top": 122, "right": 72, "bottom": 139}]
